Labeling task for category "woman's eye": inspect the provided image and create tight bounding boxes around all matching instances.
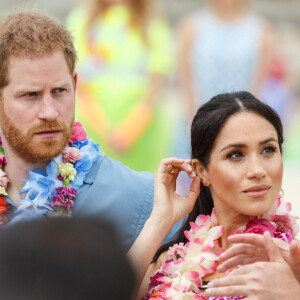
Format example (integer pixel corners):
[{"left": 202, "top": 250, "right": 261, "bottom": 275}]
[
  {"left": 262, "top": 145, "right": 276, "bottom": 155},
  {"left": 227, "top": 151, "right": 243, "bottom": 160}
]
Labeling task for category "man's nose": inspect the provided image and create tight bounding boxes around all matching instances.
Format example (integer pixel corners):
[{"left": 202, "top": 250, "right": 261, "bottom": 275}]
[
  {"left": 38, "top": 94, "right": 59, "bottom": 122},
  {"left": 246, "top": 155, "right": 267, "bottom": 180}
]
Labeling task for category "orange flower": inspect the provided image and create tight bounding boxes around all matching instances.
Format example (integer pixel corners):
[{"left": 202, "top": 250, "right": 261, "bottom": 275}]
[{"left": 0, "top": 196, "right": 10, "bottom": 214}]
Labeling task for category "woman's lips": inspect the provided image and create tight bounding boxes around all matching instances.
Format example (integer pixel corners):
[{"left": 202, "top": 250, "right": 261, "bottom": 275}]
[{"left": 243, "top": 185, "right": 271, "bottom": 198}]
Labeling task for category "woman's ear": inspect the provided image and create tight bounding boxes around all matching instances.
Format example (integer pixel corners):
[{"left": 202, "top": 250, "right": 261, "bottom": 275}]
[{"left": 191, "top": 159, "right": 210, "bottom": 186}]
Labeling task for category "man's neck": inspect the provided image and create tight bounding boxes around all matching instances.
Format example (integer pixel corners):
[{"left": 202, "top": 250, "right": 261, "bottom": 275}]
[{"left": 4, "top": 148, "right": 49, "bottom": 202}]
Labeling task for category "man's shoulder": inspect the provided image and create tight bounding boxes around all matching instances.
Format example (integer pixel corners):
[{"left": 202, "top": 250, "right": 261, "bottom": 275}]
[{"left": 78, "top": 151, "right": 154, "bottom": 197}]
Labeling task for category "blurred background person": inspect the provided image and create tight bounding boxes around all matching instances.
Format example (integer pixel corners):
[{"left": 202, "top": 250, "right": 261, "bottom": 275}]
[
  {"left": 0, "top": 218, "right": 136, "bottom": 300},
  {"left": 66, "top": 0, "right": 175, "bottom": 173},
  {"left": 177, "top": 0, "right": 274, "bottom": 119}
]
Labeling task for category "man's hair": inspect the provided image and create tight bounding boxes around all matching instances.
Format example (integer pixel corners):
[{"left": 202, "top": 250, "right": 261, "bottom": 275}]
[{"left": 0, "top": 11, "right": 77, "bottom": 90}]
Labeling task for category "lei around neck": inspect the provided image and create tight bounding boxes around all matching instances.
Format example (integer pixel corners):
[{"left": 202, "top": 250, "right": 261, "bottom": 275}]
[
  {"left": 0, "top": 122, "right": 99, "bottom": 228},
  {"left": 143, "top": 196, "right": 299, "bottom": 300}
]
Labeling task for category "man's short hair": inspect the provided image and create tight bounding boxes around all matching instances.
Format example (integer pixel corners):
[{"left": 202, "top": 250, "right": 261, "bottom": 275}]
[{"left": 0, "top": 11, "right": 77, "bottom": 90}]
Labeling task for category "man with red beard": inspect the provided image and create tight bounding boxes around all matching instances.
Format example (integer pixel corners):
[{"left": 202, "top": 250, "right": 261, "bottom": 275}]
[{"left": 0, "top": 11, "right": 179, "bottom": 251}]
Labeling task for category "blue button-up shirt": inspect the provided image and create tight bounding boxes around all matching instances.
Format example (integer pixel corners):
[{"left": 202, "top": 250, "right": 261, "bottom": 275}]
[{"left": 7, "top": 150, "right": 182, "bottom": 251}]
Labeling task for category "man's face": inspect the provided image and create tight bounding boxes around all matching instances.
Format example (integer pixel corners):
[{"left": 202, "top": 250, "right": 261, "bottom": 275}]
[{"left": 0, "top": 50, "right": 77, "bottom": 162}]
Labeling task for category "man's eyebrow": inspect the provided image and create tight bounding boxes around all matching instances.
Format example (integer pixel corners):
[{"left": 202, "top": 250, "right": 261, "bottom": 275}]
[
  {"left": 53, "top": 81, "right": 70, "bottom": 88},
  {"left": 220, "top": 137, "right": 278, "bottom": 152},
  {"left": 14, "top": 88, "right": 40, "bottom": 97}
]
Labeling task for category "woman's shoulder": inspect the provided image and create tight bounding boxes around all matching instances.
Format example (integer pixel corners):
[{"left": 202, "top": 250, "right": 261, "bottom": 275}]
[{"left": 138, "top": 251, "right": 169, "bottom": 298}]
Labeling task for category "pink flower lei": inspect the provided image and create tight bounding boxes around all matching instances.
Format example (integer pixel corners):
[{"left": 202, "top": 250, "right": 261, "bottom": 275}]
[
  {"left": 143, "top": 196, "right": 299, "bottom": 300},
  {"left": 0, "top": 122, "right": 98, "bottom": 227}
]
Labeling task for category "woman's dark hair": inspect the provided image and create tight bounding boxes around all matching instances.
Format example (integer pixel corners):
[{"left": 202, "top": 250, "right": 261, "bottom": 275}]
[{"left": 153, "top": 91, "right": 283, "bottom": 262}]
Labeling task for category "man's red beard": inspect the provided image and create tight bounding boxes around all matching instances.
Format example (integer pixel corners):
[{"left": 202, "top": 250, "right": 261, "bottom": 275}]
[{"left": 0, "top": 104, "right": 74, "bottom": 163}]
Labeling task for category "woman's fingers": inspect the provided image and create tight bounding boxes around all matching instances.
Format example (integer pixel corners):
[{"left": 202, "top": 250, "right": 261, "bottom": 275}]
[
  {"left": 205, "top": 275, "right": 248, "bottom": 297},
  {"left": 186, "top": 175, "right": 201, "bottom": 204},
  {"left": 155, "top": 157, "right": 196, "bottom": 179},
  {"left": 218, "top": 255, "right": 261, "bottom": 273},
  {"left": 217, "top": 242, "right": 267, "bottom": 272},
  {"left": 227, "top": 233, "right": 265, "bottom": 247}
]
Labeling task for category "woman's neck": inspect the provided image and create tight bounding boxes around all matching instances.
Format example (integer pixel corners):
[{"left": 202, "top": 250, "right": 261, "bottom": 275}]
[
  {"left": 209, "top": 0, "right": 248, "bottom": 22},
  {"left": 216, "top": 210, "right": 249, "bottom": 249}
]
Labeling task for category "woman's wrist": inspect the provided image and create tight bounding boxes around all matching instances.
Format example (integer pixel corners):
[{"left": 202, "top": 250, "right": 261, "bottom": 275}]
[{"left": 146, "top": 213, "right": 174, "bottom": 238}]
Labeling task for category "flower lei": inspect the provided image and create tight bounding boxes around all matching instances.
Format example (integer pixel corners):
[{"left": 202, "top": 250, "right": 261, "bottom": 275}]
[
  {"left": 0, "top": 121, "right": 99, "bottom": 228},
  {"left": 143, "top": 196, "right": 299, "bottom": 300}
]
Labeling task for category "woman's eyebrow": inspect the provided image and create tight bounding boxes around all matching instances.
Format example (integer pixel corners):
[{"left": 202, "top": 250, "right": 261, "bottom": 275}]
[
  {"left": 220, "top": 138, "right": 278, "bottom": 153},
  {"left": 259, "top": 137, "right": 278, "bottom": 145},
  {"left": 220, "top": 143, "right": 246, "bottom": 152}
]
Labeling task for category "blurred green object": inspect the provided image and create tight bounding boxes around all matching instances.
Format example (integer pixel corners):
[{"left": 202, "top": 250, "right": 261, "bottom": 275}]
[{"left": 67, "top": 5, "right": 175, "bottom": 173}]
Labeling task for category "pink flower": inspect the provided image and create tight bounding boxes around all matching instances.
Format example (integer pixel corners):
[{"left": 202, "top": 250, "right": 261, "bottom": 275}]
[
  {"left": 271, "top": 215, "right": 293, "bottom": 234},
  {"left": 62, "top": 147, "right": 81, "bottom": 163},
  {"left": 55, "top": 187, "right": 77, "bottom": 199},
  {"left": 244, "top": 218, "right": 276, "bottom": 236},
  {"left": 51, "top": 196, "right": 74, "bottom": 211},
  {"left": 274, "top": 232, "right": 293, "bottom": 243},
  {"left": 168, "top": 242, "right": 186, "bottom": 260},
  {"left": 68, "top": 121, "right": 87, "bottom": 144},
  {"left": 0, "top": 169, "right": 9, "bottom": 188},
  {"left": 50, "top": 187, "right": 77, "bottom": 211},
  {"left": 0, "top": 155, "right": 7, "bottom": 168},
  {"left": 0, "top": 135, "right": 2, "bottom": 146}
]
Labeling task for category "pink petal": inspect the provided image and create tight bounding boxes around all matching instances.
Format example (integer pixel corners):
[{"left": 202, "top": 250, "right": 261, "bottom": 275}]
[
  {"left": 190, "top": 222, "right": 199, "bottom": 231},
  {"left": 211, "top": 208, "right": 218, "bottom": 224},
  {"left": 285, "top": 202, "right": 292, "bottom": 212},
  {"left": 202, "top": 237, "right": 214, "bottom": 251},
  {"left": 207, "top": 226, "right": 224, "bottom": 240}
]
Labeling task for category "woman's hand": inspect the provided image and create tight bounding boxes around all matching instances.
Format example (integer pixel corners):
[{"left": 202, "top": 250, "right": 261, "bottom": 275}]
[
  {"left": 151, "top": 157, "right": 201, "bottom": 228},
  {"left": 206, "top": 232, "right": 300, "bottom": 300},
  {"left": 127, "top": 157, "right": 200, "bottom": 295},
  {"left": 217, "top": 233, "right": 300, "bottom": 283}
]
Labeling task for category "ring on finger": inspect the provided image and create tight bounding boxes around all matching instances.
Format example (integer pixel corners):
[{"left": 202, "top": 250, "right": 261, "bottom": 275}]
[{"left": 169, "top": 169, "right": 175, "bottom": 175}]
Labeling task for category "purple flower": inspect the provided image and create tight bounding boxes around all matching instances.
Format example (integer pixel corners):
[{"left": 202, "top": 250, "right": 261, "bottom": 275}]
[
  {"left": 57, "top": 175, "right": 64, "bottom": 181},
  {"left": 0, "top": 155, "right": 7, "bottom": 168},
  {"left": 55, "top": 186, "right": 77, "bottom": 199},
  {"left": 51, "top": 195, "right": 74, "bottom": 211},
  {"left": 50, "top": 187, "right": 77, "bottom": 211}
]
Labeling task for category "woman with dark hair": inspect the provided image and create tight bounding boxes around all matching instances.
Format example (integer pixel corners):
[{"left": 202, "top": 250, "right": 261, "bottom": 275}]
[{"left": 137, "top": 91, "right": 299, "bottom": 299}]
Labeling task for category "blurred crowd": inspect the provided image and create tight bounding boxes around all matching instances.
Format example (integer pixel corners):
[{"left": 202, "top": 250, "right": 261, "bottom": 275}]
[
  {"left": 63, "top": 0, "right": 300, "bottom": 173},
  {"left": 1, "top": 0, "right": 300, "bottom": 172}
]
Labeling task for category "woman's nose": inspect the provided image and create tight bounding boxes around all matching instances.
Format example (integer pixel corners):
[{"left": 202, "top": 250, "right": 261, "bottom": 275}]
[{"left": 246, "top": 155, "right": 267, "bottom": 179}]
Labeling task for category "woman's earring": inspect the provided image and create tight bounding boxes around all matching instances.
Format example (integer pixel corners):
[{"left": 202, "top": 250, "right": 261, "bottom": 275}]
[
  {"left": 203, "top": 181, "right": 209, "bottom": 186},
  {"left": 279, "top": 188, "right": 284, "bottom": 198}
]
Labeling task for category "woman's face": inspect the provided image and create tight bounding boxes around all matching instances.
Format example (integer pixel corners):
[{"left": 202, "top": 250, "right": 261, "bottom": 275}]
[{"left": 200, "top": 111, "right": 283, "bottom": 217}]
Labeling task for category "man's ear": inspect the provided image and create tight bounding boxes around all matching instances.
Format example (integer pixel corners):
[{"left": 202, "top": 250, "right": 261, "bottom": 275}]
[
  {"left": 72, "top": 71, "right": 78, "bottom": 91},
  {"left": 191, "top": 159, "right": 210, "bottom": 186}
]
